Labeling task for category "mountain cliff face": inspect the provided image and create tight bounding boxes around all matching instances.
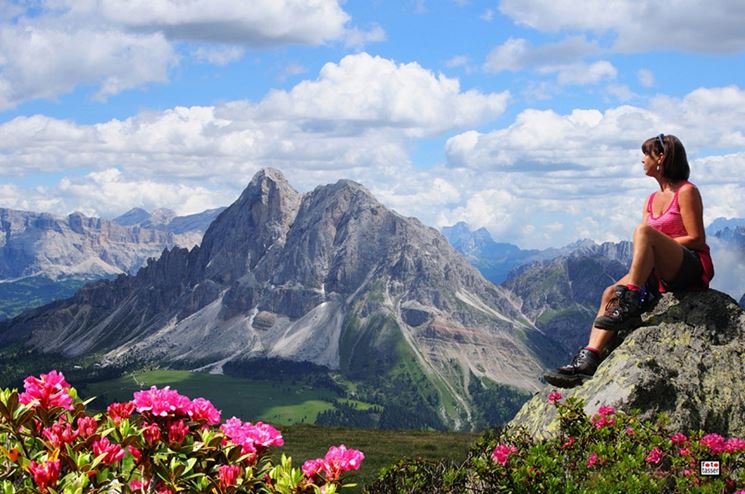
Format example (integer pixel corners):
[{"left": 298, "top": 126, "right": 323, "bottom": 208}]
[
  {"left": 0, "top": 169, "right": 558, "bottom": 429},
  {"left": 0, "top": 207, "right": 222, "bottom": 280},
  {"left": 510, "top": 290, "right": 745, "bottom": 439},
  {"left": 502, "top": 251, "right": 629, "bottom": 358}
]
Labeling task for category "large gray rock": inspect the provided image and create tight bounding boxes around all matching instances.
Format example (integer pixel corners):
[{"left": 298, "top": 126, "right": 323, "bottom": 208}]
[{"left": 509, "top": 289, "right": 745, "bottom": 438}]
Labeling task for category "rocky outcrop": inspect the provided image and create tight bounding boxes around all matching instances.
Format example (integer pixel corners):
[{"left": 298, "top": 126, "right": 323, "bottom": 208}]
[{"left": 509, "top": 289, "right": 745, "bottom": 438}]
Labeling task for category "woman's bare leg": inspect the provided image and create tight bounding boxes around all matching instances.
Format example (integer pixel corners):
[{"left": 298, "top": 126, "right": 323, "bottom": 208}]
[
  {"left": 627, "top": 224, "right": 685, "bottom": 287},
  {"left": 588, "top": 275, "right": 631, "bottom": 351}
]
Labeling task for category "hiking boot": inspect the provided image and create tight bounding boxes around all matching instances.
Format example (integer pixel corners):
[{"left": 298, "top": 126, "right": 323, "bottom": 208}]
[
  {"left": 543, "top": 348, "right": 599, "bottom": 388},
  {"left": 593, "top": 285, "right": 642, "bottom": 331}
]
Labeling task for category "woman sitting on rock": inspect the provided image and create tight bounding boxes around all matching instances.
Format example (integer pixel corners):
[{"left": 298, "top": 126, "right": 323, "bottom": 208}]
[{"left": 544, "top": 134, "right": 714, "bottom": 388}]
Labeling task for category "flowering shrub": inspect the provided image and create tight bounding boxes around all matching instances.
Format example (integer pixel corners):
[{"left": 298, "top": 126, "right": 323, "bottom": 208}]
[
  {"left": 369, "top": 393, "right": 744, "bottom": 493},
  {"left": 0, "top": 371, "right": 364, "bottom": 493}
]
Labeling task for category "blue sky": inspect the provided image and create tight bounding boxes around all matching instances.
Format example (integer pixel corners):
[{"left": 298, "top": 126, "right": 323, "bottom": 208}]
[{"left": 2, "top": 0, "right": 745, "bottom": 255}]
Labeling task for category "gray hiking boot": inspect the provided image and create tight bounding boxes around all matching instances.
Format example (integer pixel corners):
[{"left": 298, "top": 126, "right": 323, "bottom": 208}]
[
  {"left": 543, "top": 348, "right": 599, "bottom": 388},
  {"left": 594, "top": 285, "right": 642, "bottom": 331}
]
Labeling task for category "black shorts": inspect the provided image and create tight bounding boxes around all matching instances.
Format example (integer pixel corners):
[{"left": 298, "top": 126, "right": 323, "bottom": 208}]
[{"left": 661, "top": 247, "right": 704, "bottom": 291}]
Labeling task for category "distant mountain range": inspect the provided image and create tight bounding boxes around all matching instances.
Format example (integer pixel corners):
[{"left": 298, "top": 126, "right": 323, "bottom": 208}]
[
  {"left": 0, "top": 206, "right": 224, "bottom": 320},
  {"left": 0, "top": 169, "right": 561, "bottom": 430}
]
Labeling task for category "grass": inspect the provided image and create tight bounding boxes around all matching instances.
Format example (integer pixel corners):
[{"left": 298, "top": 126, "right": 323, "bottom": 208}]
[
  {"left": 82, "top": 369, "right": 481, "bottom": 493},
  {"left": 275, "top": 424, "right": 480, "bottom": 493},
  {"left": 83, "top": 369, "right": 337, "bottom": 425}
]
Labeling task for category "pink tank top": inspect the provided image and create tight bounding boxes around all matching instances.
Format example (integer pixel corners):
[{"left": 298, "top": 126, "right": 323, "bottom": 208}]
[
  {"left": 646, "top": 184, "right": 689, "bottom": 238},
  {"left": 645, "top": 181, "right": 714, "bottom": 289}
]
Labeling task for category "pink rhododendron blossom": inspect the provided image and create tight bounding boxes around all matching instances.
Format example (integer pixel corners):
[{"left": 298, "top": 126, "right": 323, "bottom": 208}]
[
  {"left": 168, "top": 419, "right": 189, "bottom": 445},
  {"left": 491, "top": 444, "right": 518, "bottom": 466},
  {"left": 221, "top": 417, "right": 283, "bottom": 459},
  {"left": 133, "top": 386, "right": 191, "bottom": 417},
  {"left": 700, "top": 433, "right": 727, "bottom": 454},
  {"left": 591, "top": 414, "right": 616, "bottom": 429},
  {"left": 246, "top": 421, "right": 284, "bottom": 448},
  {"left": 130, "top": 479, "right": 151, "bottom": 491},
  {"left": 645, "top": 447, "right": 663, "bottom": 465},
  {"left": 547, "top": 391, "right": 562, "bottom": 404},
  {"left": 107, "top": 401, "right": 136, "bottom": 424},
  {"left": 586, "top": 453, "right": 598, "bottom": 468},
  {"left": 19, "top": 370, "right": 73, "bottom": 410},
  {"left": 42, "top": 420, "right": 78, "bottom": 448},
  {"left": 670, "top": 432, "right": 687, "bottom": 444},
  {"left": 218, "top": 464, "right": 241, "bottom": 488},
  {"left": 625, "top": 427, "right": 635, "bottom": 436},
  {"left": 128, "top": 445, "right": 143, "bottom": 464},
  {"left": 93, "top": 437, "right": 126, "bottom": 465},
  {"left": 725, "top": 437, "right": 745, "bottom": 453},
  {"left": 323, "top": 445, "right": 364, "bottom": 479},
  {"left": 188, "top": 397, "right": 222, "bottom": 425},
  {"left": 679, "top": 448, "right": 690, "bottom": 456},
  {"left": 597, "top": 405, "right": 615, "bottom": 416},
  {"left": 302, "top": 458, "right": 326, "bottom": 478},
  {"left": 142, "top": 422, "right": 161, "bottom": 444},
  {"left": 75, "top": 416, "right": 98, "bottom": 438},
  {"left": 28, "top": 459, "right": 60, "bottom": 493},
  {"left": 561, "top": 436, "right": 576, "bottom": 449}
]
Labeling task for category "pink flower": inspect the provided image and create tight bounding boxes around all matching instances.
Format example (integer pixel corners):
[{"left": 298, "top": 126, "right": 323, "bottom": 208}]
[
  {"left": 28, "top": 459, "right": 60, "bottom": 493},
  {"left": 133, "top": 386, "right": 191, "bottom": 417},
  {"left": 221, "top": 417, "right": 283, "bottom": 459},
  {"left": 324, "top": 445, "right": 364, "bottom": 477},
  {"left": 302, "top": 458, "right": 326, "bottom": 478},
  {"left": 683, "top": 469, "right": 693, "bottom": 477},
  {"left": 128, "top": 445, "right": 143, "bottom": 464},
  {"left": 670, "top": 432, "right": 687, "bottom": 445},
  {"left": 645, "top": 447, "right": 663, "bottom": 465},
  {"left": 75, "top": 416, "right": 98, "bottom": 438},
  {"left": 700, "top": 433, "right": 727, "bottom": 454},
  {"left": 547, "top": 391, "right": 563, "bottom": 405},
  {"left": 597, "top": 405, "right": 615, "bottom": 416},
  {"left": 42, "top": 420, "right": 78, "bottom": 448},
  {"left": 678, "top": 448, "right": 690, "bottom": 456},
  {"left": 107, "top": 401, "right": 136, "bottom": 424},
  {"left": 19, "top": 371, "right": 73, "bottom": 411},
  {"left": 189, "top": 398, "right": 222, "bottom": 425},
  {"left": 130, "top": 479, "right": 151, "bottom": 491},
  {"left": 586, "top": 453, "right": 598, "bottom": 468},
  {"left": 625, "top": 427, "right": 635, "bottom": 436},
  {"left": 218, "top": 465, "right": 241, "bottom": 488},
  {"left": 142, "top": 422, "right": 161, "bottom": 444},
  {"left": 167, "top": 419, "right": 189, "bottom": 445},
  {"left": 245, "top": 421, "right": 284, "bottom": 448},
  {"left": 591, "top": 414, "right": 616, "bottom": 429},
  {"left": 725, "top": 437, "right": 745, "bottom": 453},
  {"left": 561, "top": 436, "right": 576, "bottom": 449},
  {"left": 93, "top": 437, "right": 126, "bottom": 465},
  {"left": 491, "top": 444, "right": 518, "bottom": 467}
]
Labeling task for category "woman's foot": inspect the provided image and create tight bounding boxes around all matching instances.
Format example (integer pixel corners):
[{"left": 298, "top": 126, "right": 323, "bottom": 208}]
[
  {"left": 593, "top": 285, "right": 642, "bottom": 330},
  {"left": 543, "top": 348, "right": 599, "bottom": 388}
]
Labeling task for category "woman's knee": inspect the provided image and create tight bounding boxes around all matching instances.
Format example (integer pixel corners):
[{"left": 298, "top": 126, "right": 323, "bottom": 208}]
[{"left": 634, "top": 223, "right": 654, "bottom": 240}]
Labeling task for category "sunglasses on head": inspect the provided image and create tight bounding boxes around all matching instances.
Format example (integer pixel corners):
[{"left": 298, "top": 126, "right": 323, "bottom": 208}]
[{"left": 656, "top": 133, "right": 665, "bottom": 153}]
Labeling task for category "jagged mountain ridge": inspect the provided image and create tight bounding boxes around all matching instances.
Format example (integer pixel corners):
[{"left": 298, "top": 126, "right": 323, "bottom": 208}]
[
  {"left": 0, "top": 169, "right": 559, "bottom": 429},
  {"left": 0, "top": 207, "right": 223, "bottom": 280}
]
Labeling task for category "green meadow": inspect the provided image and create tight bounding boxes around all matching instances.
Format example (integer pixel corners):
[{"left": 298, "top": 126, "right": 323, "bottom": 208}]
[
  {"left": 82, "top": 370, "right": 481, "bottom": 492},
  {"left": 83, "top": 369, "right": 338, "bottom": 424}
]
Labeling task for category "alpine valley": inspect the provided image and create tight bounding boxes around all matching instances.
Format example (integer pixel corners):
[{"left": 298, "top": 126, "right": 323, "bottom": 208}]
[{"left": 0, "top": 169, "right": 564, "bottom": 430}]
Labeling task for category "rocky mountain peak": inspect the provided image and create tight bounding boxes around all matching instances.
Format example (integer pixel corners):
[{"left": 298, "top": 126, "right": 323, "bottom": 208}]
[
  {"left": 198, "top": 168, "right": 302, "bottom": 284},
  {"left": 509, "top": 289, "right": 745, "bottom": 438}
]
